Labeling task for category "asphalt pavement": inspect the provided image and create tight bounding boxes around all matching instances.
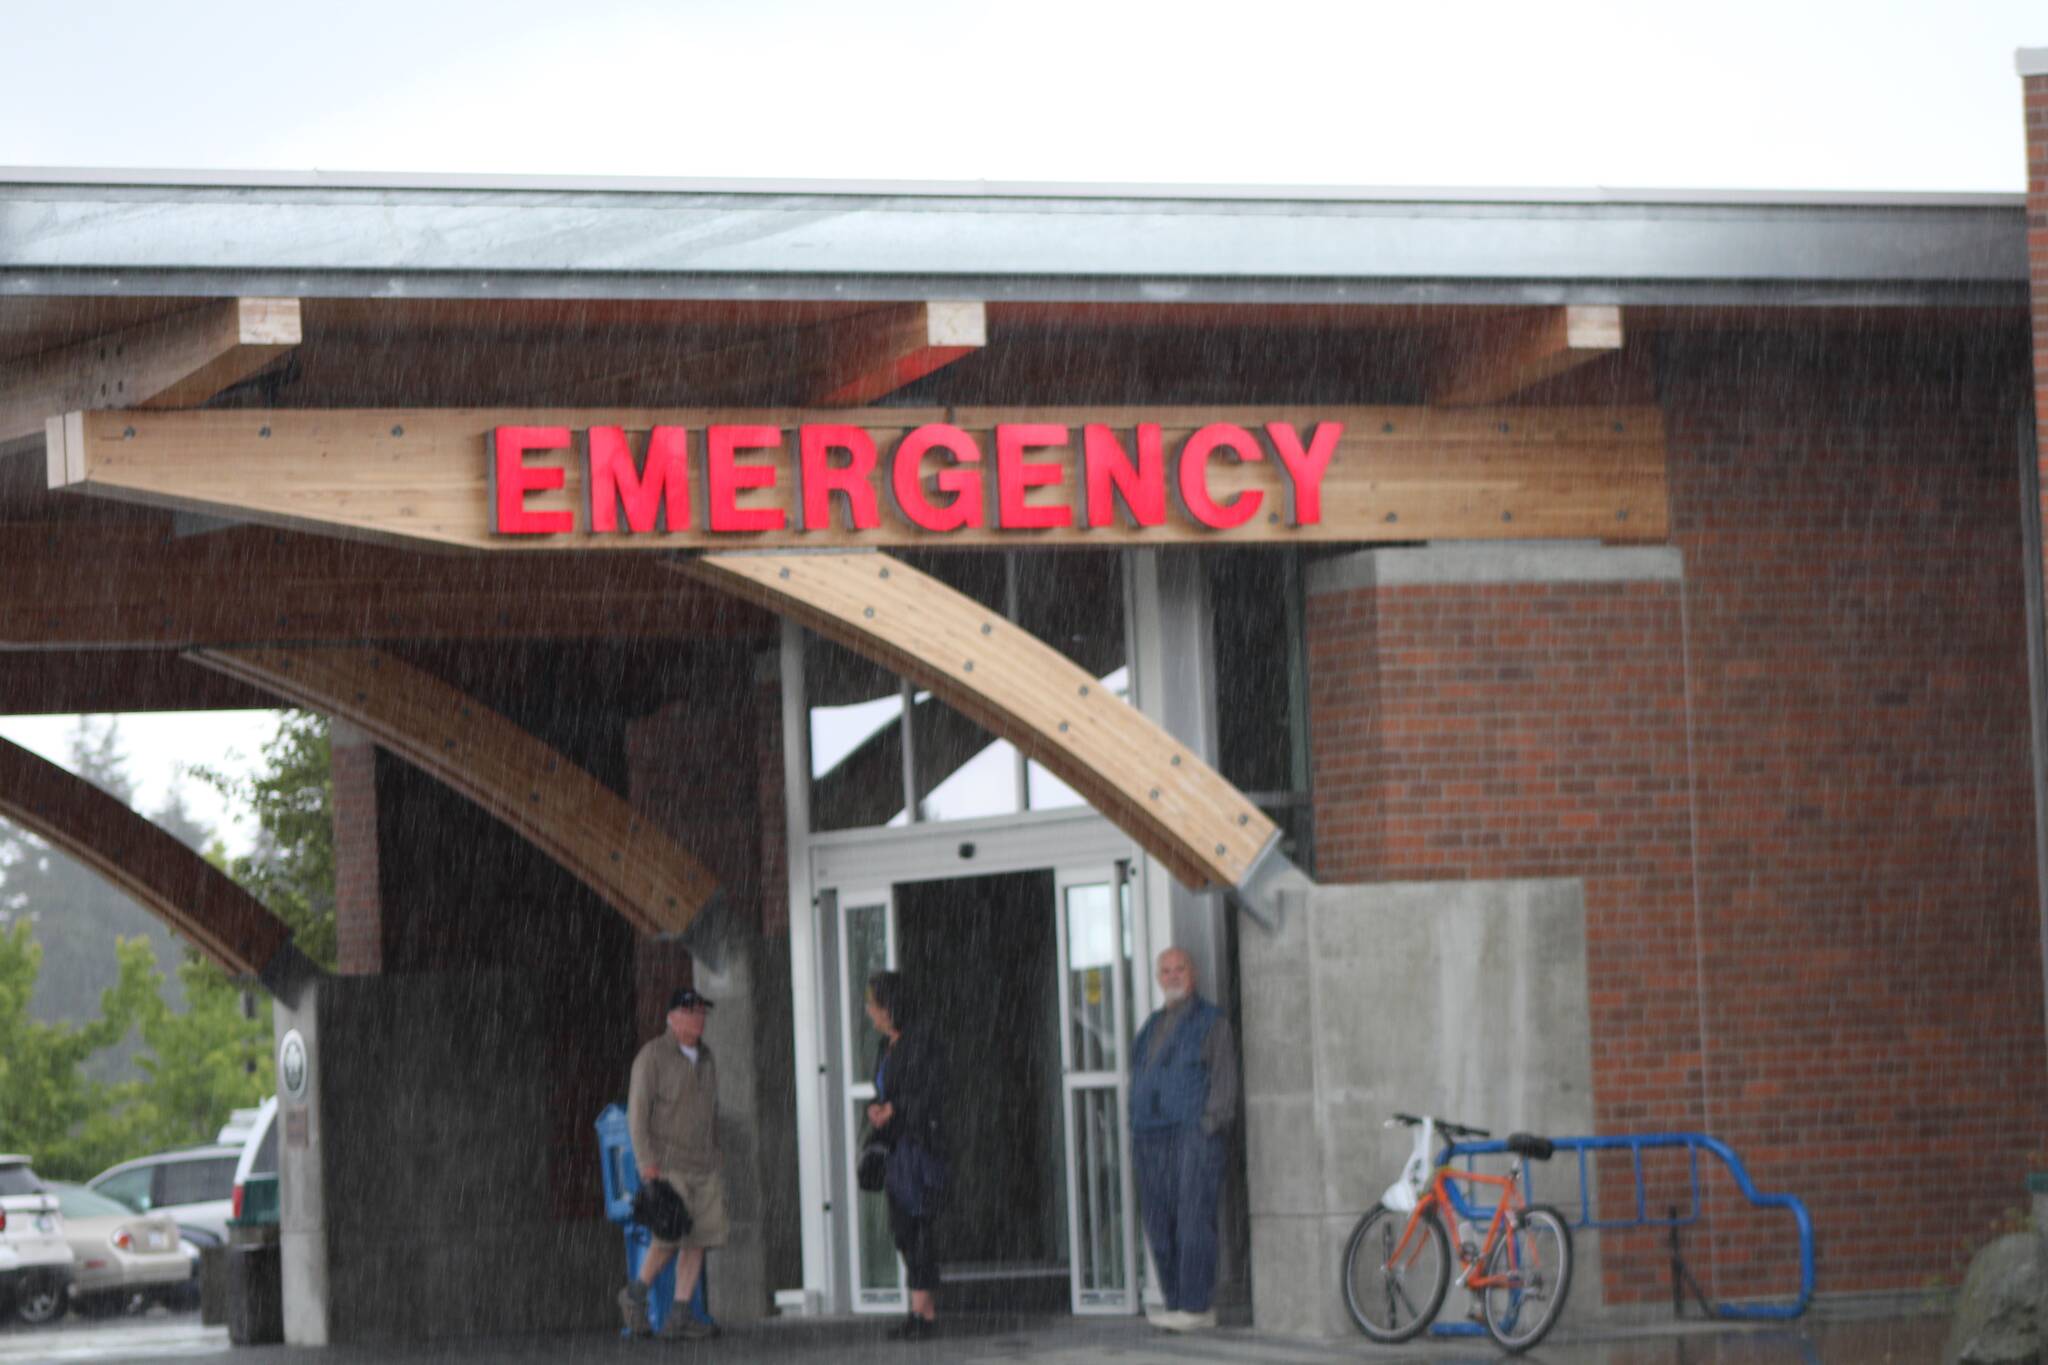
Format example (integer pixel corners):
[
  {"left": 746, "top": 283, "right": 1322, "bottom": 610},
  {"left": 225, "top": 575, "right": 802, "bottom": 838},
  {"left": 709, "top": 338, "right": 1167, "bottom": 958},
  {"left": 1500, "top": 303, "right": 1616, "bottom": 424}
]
[{"left": 0, "top": 1303, "right": 1951, "bottom": 1364}]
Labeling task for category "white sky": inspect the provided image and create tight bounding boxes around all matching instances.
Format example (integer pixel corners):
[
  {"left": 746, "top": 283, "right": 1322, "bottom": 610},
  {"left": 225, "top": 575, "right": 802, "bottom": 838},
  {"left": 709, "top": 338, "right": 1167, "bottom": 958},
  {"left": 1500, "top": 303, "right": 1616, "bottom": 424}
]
[{"left": 1, "top": 1, "right": 2041, "bottom": 191}]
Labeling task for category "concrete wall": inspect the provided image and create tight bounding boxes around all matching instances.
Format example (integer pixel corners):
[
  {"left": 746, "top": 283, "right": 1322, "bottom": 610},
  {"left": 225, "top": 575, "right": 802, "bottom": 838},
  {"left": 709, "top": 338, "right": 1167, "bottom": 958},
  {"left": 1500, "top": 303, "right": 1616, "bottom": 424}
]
[
  {"left": 1240, "top": 878, "right": 1598, "bottom": 1340},
  {"left": 276, "top": 970, "right": 621, "bottom": 1344}
]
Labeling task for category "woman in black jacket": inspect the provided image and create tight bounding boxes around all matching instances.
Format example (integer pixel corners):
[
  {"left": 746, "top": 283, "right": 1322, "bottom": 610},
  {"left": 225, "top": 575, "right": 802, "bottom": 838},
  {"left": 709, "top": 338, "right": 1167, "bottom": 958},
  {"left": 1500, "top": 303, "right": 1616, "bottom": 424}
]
[{"left": 865, "top": 970, "right": 945, "bottom": 1340}]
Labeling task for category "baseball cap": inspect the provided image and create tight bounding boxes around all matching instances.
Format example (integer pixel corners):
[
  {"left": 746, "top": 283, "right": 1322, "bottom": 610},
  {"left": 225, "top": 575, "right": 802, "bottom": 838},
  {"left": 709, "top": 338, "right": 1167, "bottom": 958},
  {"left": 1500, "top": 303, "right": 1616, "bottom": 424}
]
[{"left": 666, "top": 987, "right": 715, "bottom": 1012}]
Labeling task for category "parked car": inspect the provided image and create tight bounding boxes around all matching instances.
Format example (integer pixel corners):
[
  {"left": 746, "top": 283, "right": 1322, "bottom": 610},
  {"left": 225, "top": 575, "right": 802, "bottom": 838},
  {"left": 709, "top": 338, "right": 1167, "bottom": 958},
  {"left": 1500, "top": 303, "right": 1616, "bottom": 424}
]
[
  {"left": 0, "top": 1155, "right": 75, "bottom": 1325},
  {"left": 88, "top": 1143, "right": 240, "bottom": 1243},
  {"left": 230, "top": 1096, "right": 280, "bottom": 1227},
  {"left": 46, "top": 1183, "right": 191, "bottom": 1315}
]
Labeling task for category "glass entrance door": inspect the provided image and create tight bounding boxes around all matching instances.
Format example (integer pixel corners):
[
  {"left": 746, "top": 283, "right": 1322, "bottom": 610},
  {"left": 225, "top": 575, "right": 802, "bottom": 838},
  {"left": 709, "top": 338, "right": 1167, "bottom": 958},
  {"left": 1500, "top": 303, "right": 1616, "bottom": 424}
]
[
  {"left": 834, "top": 885, "right": 904, "bottom": 1312},
  {"left": 1055, "top": 863, "right": 1141, "bottom": 1313}
]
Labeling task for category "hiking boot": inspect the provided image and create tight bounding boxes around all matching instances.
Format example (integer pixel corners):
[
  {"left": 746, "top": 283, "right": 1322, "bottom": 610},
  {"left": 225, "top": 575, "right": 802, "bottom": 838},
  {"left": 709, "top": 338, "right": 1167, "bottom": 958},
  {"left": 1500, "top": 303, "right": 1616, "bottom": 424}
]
[
  {"left": 659, "top": 1310, "right": 716, "bottom": 1341},
  {"left": 617, "top": 1281, "right": 652, "bottom": 1337}
]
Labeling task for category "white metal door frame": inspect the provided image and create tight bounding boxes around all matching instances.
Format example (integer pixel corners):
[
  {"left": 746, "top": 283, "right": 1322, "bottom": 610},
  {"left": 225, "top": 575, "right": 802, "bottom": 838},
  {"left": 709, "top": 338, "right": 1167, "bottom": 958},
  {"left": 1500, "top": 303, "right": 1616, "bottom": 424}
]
[
  {"left": 830, "top": 883, "right": 905, "bottom": 1314},
  {"left": 1054, "top": 860, "right": 1143, "bottom": 1313}
]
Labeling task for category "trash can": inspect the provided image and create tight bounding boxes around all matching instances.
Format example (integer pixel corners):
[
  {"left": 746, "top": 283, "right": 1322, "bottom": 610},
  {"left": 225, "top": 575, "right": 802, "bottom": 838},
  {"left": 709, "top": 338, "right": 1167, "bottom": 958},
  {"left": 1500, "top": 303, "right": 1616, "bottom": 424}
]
[
  {"left": 595, "top": 1103, "right": 712, "bottom": 1335},
  {"left": 225, "top": 1241, "right": 283, "bottom": 1345}
]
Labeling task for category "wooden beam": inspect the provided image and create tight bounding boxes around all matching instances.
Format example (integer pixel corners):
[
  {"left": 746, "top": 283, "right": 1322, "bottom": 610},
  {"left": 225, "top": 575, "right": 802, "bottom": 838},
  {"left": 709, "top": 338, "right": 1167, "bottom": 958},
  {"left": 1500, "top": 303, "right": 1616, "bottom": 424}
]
[
  {"left": 687, "top": 551, "right": 1277, "bottom": 891},
  {"left": 2, "top": 298, "right": 300, "bottom": 444},
  {"left": 187, "top": 646, "right": 719, "bottom": 936},
  {"left": 808, "top": 302, "right": 986, "bottom": 405},
  {"left": 0, "top": 735, "right": 296, "bottom": 980},
  {"left": 0, "top": 522, "right": 774, "bottom": 648},
  {"left": 0, "top": 649, "right": 272, "bottom": 714},
  {"left": 48, "top": 405, "right": 1670, "bottom": 550},
  {"left": 1430, "top": 306, "right": 1624, "bottom": 406}
]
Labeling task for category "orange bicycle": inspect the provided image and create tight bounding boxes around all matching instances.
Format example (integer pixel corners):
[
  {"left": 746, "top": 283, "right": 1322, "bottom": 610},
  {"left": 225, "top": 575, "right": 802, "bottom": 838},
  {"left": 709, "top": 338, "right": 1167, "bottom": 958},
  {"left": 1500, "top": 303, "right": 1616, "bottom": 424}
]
[{"left": 1341, "top": 1113, "right": 1573, "bottom": 1353}]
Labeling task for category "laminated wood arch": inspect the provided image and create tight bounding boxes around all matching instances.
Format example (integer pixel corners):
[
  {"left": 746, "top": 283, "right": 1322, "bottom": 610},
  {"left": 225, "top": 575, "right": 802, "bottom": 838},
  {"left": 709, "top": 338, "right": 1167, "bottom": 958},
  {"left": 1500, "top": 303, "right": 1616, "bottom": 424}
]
[
  {"left": 688, "top": 550, "right": 1281, "bottom": 892},
  {"left": 188, "top": 647, "right": 718, "bottom": 937},
  {"left": 0, "top": 736, "right": 297, "bottom": 983}
]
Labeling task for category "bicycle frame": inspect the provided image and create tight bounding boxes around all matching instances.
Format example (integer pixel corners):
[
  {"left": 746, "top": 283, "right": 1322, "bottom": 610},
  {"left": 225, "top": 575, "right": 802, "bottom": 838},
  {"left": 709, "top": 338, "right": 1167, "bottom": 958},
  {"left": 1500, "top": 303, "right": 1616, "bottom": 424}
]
[{"left": 1377, "top": 1124, "right": 1535, "bottom": 1294}]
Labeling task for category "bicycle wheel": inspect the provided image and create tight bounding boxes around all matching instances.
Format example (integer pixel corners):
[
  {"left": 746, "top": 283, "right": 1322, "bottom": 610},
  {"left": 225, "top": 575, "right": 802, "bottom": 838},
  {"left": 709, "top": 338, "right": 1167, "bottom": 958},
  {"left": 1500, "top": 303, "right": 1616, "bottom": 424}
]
[
  {"left": 1479, "top": 1204, "right": 1573, "bottom": 1353},
  {"left": 1340, "top": 1205, "right": 1450, "bottom": 1343}
]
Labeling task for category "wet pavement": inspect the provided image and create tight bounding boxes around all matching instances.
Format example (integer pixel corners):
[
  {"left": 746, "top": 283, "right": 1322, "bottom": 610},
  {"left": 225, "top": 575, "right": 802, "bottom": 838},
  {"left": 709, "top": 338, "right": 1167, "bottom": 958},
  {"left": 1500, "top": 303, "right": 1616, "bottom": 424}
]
[{"left": 0, "top": 1305, "right": 1951, "bottom": 1364}]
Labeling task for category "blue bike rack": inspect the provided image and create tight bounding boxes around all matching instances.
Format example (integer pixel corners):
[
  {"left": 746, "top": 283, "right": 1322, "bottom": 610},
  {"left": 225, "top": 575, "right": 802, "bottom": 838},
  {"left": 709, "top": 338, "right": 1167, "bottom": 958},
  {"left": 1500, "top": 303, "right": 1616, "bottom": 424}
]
[
  {"left": 1417, "top": 1129, "right": 1818, "bottom": 1334},
  {"left": 1422, "top": 1131, "right": 1814, "bottom": 1338}
]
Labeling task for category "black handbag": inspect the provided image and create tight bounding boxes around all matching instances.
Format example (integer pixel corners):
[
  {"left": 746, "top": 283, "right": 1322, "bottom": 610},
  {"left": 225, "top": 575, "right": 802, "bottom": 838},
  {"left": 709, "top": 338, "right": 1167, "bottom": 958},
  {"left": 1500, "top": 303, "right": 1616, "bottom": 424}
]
[
  {"left": 856, "top": 1129, "right": 891, "bottom": 1193},
  {"left": 631, "top": 1176, "right": 693, "bottom": 1241}
]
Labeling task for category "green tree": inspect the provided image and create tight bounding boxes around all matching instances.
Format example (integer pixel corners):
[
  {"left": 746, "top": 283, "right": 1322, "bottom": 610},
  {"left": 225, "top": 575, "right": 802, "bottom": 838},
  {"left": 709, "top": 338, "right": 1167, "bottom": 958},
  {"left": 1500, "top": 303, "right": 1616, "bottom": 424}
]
[
  {"left": 0, "top": 719, "right": 187, "bottom": 1051},
  {"left": 192, "top": 711, "right": 335, "bottom": 968},
  {"left": 0, "top": 925, "right": 156, "bottom": 1178}
]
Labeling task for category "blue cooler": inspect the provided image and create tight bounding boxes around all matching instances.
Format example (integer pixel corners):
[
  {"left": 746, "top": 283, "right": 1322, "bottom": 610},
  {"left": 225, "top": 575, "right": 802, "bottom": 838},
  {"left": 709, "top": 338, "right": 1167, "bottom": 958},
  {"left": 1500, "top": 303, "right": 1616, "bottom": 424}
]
[{"left": 595, "top": 1104, "right": 712, "bottom": 1334}]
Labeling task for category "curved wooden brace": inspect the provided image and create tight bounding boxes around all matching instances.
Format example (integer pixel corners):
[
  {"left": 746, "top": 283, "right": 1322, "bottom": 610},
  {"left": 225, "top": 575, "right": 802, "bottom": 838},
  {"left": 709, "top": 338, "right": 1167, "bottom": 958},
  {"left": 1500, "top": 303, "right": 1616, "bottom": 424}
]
[
  {"left": 0, "top": 736, "right": 295, "bottom": 981},
  {"left": 187, "top": 647, "right": 718, "bottom": 937},
  {"left": 688, "top": 551, "right": 1279, "bottom": 891}
]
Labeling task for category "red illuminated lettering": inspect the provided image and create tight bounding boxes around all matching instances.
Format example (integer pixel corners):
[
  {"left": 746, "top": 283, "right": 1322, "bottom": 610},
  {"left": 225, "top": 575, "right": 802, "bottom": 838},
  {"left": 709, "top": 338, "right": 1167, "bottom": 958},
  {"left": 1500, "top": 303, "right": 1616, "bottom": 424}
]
[
  {"left": 1082, "top": 424, "right": 1166, "bottom": 528},
  {"left": 798, "top": 425, "right": 880, "bottom": 531},
  {"left": 585, "top": 426, "right": 691, "bottom": 533},
  {"left": 706, "top": 426, "right": 787, "bottom": 533},
  {"left": 994, "top": 423, "right": 1072, "bottom": 530},
  {"left": 890, "top": 425, "right": 985, "bottom": 533},
  {"left": 1265, "top": 421, "right": 1340, "bottom": 526},
  {"left": 490, "top": 426, "right": 574, "bottom": 535},
  {"left": 1176, "top": 423, "right": 1264, "bottom": 530}
]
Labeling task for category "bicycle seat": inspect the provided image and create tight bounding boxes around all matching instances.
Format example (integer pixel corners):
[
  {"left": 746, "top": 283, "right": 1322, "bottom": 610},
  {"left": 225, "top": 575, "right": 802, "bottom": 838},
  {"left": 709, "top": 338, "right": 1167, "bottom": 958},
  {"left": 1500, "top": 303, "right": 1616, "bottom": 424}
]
[{"left": 1506, "top": 1133, "right": 1555, "bottom": 1160}]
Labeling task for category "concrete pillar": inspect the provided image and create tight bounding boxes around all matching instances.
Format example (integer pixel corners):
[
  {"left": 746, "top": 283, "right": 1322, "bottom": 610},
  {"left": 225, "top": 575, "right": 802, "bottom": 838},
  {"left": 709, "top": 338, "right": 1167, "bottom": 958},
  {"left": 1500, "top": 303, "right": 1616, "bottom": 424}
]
[
  {"left": 1239, "top": 879, "right": 1599, "bottom": 1339},
  {"left": 275, "top": 970, "right": 621, "bottom": 1345}
]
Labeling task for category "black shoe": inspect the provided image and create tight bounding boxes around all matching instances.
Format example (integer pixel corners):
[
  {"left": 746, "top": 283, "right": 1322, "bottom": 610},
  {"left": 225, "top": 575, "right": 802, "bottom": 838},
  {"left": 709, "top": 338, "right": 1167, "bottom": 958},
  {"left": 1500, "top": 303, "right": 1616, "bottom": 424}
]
[{"left": 886, "top": 1315, "right": 935, "bottom": 1340}]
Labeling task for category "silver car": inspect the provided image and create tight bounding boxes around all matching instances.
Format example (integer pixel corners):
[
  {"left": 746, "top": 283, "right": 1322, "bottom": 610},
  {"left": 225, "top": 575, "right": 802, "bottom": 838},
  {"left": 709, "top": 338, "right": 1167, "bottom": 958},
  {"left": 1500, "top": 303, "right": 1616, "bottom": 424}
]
[{"left": 0, "top": 1155, "right": 75, "bottom": 1325}]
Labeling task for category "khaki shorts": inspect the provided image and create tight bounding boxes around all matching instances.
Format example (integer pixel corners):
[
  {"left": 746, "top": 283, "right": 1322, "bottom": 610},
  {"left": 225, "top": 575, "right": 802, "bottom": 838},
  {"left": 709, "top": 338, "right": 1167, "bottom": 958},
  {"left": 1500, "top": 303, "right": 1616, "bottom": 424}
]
[{"left": 651, "top": 1169, "right": 729, "bottom": 1250}]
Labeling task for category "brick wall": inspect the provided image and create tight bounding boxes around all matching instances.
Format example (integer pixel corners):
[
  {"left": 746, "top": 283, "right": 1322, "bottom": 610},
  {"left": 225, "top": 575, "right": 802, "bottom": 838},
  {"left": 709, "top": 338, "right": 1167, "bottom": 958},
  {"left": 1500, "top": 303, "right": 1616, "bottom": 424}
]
[
  {"left": 1306, "top": 330, "right": 2047, "bottom": 1303},
  {"left": 330, "top": 719, "right": 383, "bottom": 975},
  {"left": 2031, "top": 67, "right": 2047, "bottom": 597}
]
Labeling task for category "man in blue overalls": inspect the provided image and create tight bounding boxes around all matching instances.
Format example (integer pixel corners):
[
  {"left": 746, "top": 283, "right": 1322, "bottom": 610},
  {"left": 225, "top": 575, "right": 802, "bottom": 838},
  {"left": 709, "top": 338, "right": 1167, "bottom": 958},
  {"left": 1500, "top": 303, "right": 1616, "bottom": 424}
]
[{"left": 1129, "top": 947, "right": 1239, "bottom": 1332}]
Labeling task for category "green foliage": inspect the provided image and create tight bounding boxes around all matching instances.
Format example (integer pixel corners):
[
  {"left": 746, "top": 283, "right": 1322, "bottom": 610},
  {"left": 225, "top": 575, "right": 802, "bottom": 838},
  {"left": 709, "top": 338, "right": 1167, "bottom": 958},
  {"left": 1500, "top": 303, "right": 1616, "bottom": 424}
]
[
  {"left": 192, "top": 711, "right": 336, "bottom": 969},
  {"left": 0, "top": 714, "right": 309, "bottom": 1179}
]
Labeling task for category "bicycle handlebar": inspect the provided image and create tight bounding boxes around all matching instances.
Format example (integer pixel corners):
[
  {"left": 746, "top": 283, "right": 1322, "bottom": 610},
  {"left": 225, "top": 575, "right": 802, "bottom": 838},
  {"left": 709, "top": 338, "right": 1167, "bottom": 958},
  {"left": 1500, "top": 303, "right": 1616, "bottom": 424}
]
[{"left": 1388, "top": 1112, "right": 1491, "bottom": 1140}]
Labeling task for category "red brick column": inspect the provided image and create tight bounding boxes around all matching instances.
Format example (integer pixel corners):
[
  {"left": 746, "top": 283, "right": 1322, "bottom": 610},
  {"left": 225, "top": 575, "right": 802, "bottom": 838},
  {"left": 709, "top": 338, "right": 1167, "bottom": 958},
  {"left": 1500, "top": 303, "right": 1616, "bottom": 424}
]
[
  {"left": 329, "top": 718, "right": 385, "bottom": 975},
  {"left": 2028, "top": 52, "right": 2048, "bottom": 544}
]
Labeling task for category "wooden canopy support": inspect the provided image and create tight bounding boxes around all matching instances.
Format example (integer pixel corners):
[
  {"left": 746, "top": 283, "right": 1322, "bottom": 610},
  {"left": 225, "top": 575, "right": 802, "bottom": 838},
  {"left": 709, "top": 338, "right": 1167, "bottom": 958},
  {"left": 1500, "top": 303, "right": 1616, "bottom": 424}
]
[
  {"left": 2, "top": 298, "right": 300, "bottom": 445},
  {"left": 807, "top": 302, "right": 986, "bottom": 405},
  {"left": 0, "top": 735, "right": 297, "bottom": 982},
  {"left": 0, "top": 522, "right": 773, "bottom": 649},
  {"left": 46, "top": 404, "right": 1670, "bottom": 549},
  {"left": 477, "top": 302, "right": 986, "bottom": 406},
  {"left": 688, "top": 551, "right": 1277, "bottom": 891},
  {"left": 1430, "top": 306, "right": 1624, "bottom": 406},
  {"left": 187, "top": 646, "right": 719, "bottom": 936}
]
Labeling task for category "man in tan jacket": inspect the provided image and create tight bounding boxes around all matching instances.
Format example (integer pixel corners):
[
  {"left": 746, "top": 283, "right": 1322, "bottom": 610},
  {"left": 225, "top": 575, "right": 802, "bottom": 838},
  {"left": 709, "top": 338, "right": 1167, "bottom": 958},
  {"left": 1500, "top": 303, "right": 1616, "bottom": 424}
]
[{"left": 618, "top": 987, "right": 728, "bottom": 1340}]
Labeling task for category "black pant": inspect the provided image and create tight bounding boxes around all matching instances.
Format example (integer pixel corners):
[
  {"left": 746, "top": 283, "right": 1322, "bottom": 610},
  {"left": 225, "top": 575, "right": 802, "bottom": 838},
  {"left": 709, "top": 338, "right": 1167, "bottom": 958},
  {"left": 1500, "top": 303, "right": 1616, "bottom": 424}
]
[{"left": 888, "top": 1199, "right": 941, "bottom": 1293}]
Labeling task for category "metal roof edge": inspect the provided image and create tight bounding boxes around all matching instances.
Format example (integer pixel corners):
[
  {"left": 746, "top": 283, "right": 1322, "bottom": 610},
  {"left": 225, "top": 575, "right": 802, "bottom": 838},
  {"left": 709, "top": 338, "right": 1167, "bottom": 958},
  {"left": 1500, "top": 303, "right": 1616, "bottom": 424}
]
[{"left": 0, "top": 165, "right": 2026, "bottom": 209}]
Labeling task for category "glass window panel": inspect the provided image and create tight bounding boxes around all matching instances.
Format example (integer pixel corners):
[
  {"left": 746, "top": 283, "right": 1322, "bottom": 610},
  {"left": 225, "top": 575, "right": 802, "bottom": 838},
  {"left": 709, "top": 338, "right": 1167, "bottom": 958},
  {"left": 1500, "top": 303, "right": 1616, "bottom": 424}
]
[
  {"left": 159, "top": 1157, "right": 236, "bottom": 1206},
  {"left": 96, "top": 1167, "right": 153, "bottom": 1210},
  {"left": 854, "top": 1126, "right": 904, "bottom": 1297},
  {"left": 1210, "top": 549, "right": 1307, "bottom": 799},
  {"left": 1070, "top": 1087, "right": 1129, "bottom": 1297},
  {"left": 919, "top": 732, "right": 1021, "bottom": 822},
  {"left": 1065, "top": 882, "right": 1119, "bottom": 1074},
  {"left": 844, "top": 901, "right": 889, "bottom": 1076},
  {"left": 806, "top": 636, "right": 907, "bottom": 831}
]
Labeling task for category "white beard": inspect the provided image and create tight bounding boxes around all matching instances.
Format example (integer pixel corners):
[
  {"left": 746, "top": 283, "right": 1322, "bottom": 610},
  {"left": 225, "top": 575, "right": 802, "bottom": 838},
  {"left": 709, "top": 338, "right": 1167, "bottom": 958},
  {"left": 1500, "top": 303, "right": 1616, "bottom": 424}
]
[{"left": 1160, "top": 986, "right": 1190, "bottom": 1005}]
